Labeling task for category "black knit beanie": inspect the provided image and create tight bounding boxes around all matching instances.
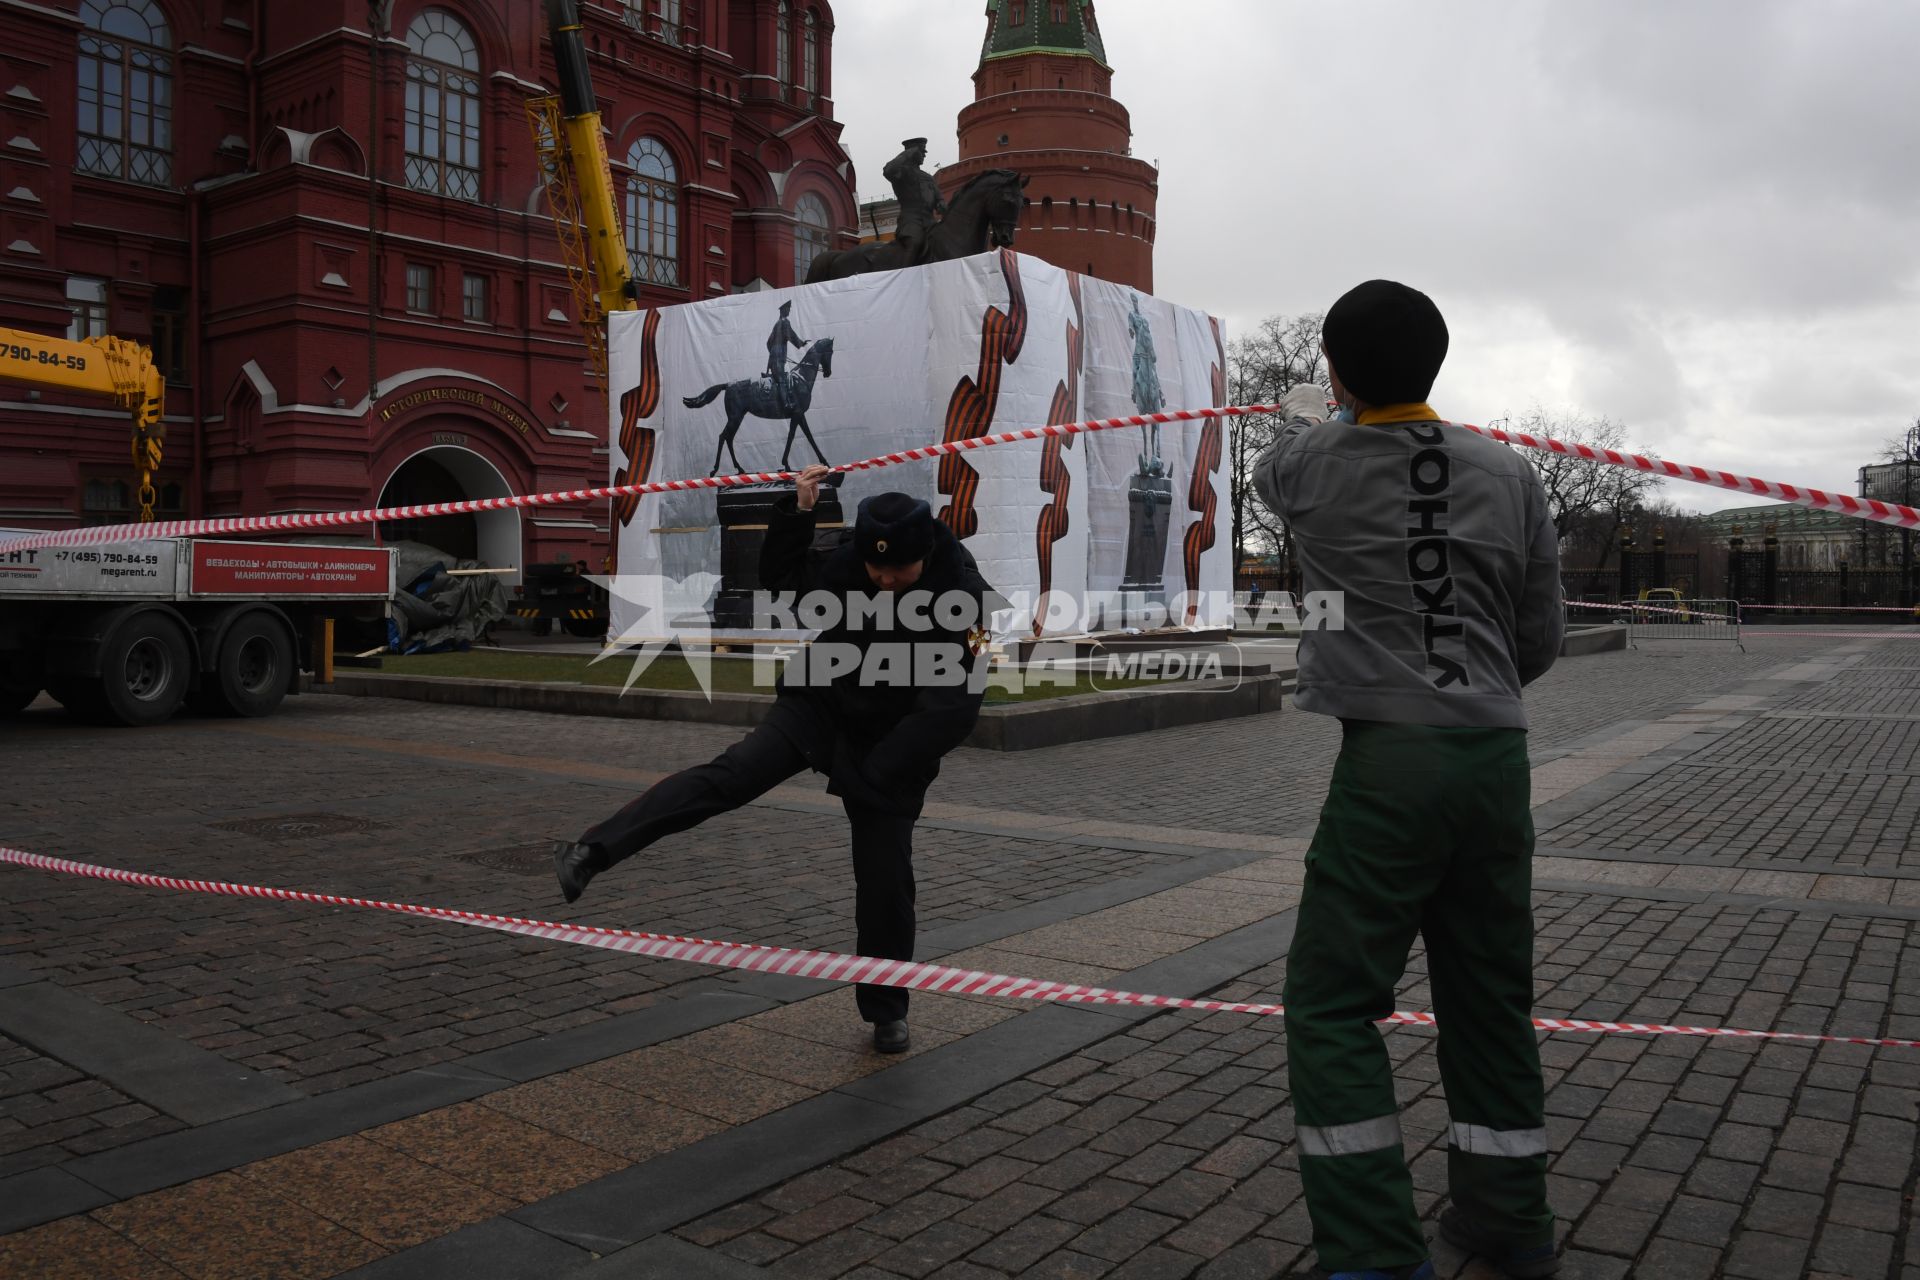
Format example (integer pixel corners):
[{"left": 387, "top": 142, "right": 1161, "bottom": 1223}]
[
  {"left": 1321, "top": 280, "right": 1449, "bottom": 406},
  {"left": 854, "top": 493, "right": 937, "bottom": 566}
]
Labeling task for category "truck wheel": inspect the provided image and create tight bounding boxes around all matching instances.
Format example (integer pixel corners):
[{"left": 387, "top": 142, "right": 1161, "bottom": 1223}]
[
  {"left": 562, "top": 616, "right": 603, "bottom": 639},
  {"left": 199, "top": 612, "right": 294, "bottom": 717},
  {"left": 530, "top": 618, "right": 554, "bottom": 637},
  {"left": 95, "top": 612, "right": 192, "bottom": 727}
]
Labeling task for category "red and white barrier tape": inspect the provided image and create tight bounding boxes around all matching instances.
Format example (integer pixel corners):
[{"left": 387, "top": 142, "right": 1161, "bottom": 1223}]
[
  {"left": 3, "top": 407, "right": 1917, "bottom": 555},
  {"left": 0, "top": 406, "right": 1274, "bottom": 555},
  {"left": 1740, "top": 604, "right": 1920, "bottom": 615},
  {"left": 1565, "top": 601, "right": 1738, "bottom": 622},
  {"left": 1740, "top": 630, "right": 1920, "bottom": 639},
  {"left": 1458, "top": 421, "right": 1920, "bottom": 530},
  {"left": 2, "top": 847, "right": 1914, "bottom": 1049}
]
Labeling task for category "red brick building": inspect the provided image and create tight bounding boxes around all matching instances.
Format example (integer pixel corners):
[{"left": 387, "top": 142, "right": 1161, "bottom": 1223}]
[
  {"left": 938, "top": 0, "right": 1156, "bottom": 291},
  {"left": 0, "top": 0, "right": 858, "bottom": 574}
]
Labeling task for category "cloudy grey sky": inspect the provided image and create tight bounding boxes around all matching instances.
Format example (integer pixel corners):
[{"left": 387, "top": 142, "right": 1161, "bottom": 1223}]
[{"left": 829, "top": 0, "right": 1920, "bottom": 512}]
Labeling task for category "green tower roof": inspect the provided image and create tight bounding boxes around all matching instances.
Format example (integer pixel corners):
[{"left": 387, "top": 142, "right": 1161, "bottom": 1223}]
[{"left": 981, "top": 0, "right": 1109, "bottom": 69}]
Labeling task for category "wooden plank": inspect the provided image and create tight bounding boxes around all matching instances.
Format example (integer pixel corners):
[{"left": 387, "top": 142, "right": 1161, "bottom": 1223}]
[{"left": 319, "top": 617, "right": 335, "bottom": 683}]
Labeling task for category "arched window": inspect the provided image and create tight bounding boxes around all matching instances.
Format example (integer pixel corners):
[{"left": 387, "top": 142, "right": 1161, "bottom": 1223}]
[
  {"left": 794, "top": 193, "right": 830, "bottom": 282},
  {"left": 404, "top": 11, "right": 482, "bottom": 201},
  {"left": 801, "top": 10, "right": 818, "bottom": 100},
  {"left": 625, "top": 137, "right": 681, "bottom": 287},
  {"left": 776, "top": 1, "right": 791, "bottom": 85},
  {"left": 76, "top": 0, "right": 173, "bottom": 185}
]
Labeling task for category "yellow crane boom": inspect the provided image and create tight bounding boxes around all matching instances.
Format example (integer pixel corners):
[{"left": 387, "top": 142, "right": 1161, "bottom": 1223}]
[
  {"left": 528, "top": 0, "right": 636, "bottom": 387},
  {"left": 1, "top": 326, "right": 166, "bottom": 521}
]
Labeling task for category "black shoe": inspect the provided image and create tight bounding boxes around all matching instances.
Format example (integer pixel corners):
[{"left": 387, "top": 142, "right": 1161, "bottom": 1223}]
[
  {"left": 552, "top": 840, "right": 609, "bottom": 904},
  {"left": 872, "top": 1020, "right": 910, "bottom": 1054},
  {"left": 1439, "top": 1206, "right": 1561, "bottom": 1278}
]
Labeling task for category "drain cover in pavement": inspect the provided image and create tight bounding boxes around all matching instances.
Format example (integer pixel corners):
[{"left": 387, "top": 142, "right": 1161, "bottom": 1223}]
[
  {"left": 455, "top": 842, "right": 555, "bottom": 876},
  {"left": 210, "top": 813, "right": 388, "bottom": 841}
]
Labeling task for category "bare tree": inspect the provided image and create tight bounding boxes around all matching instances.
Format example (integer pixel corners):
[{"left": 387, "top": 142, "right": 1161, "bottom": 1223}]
[
  {"left": 1227, "top": 312, "right": 1324, "bottom": 581},
  {"left": 1226, "top": 343, "right": 1284, "bottom": 567},
  {"left": 1875, "top": 416, "right": 1920, "bottom": 463},
  {"left": 1516, "top": 407, "right": 1659, "bottom": 545}
]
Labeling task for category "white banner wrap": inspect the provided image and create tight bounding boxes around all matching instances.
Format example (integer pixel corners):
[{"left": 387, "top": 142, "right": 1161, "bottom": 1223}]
[{"left": 607, "top": 251, "right": 1228, "bottom": 639}]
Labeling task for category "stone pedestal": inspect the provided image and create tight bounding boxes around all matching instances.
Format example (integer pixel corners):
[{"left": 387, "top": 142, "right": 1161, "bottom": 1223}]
[
  {"left": 1120, "top": 472, "right": 1173, "bottom": 597},
  {"left": 711, "top": 478, "right": 843, "bottom": 628}
]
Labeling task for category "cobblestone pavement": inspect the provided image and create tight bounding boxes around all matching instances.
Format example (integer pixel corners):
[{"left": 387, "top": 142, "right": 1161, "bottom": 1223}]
[
  {"left": 1541, "top": 650, "right": 1920, "bottom": 872},
  {"left": 682, "top": 894, "right": 1918, "bottom": 1280},
  {"left": 2, "top": 630, "right": 1918, "bottom": 1278},
  {"left": 0, "top": 717, "right": 1186, "bottom": 1169}
]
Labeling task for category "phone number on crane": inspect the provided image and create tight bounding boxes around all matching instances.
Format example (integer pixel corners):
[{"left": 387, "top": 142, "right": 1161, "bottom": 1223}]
[{"left": 3, "top": 343, "right": 88, "bottom": 372}]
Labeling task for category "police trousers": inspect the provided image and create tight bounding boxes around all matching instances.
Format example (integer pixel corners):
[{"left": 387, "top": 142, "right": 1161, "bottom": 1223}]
[
  {"left": 1286, "top": 719, "right": 1554, "bottom": 1273},
  {"left": 579, "top": 704, "right": 920, "bottom": 1024}
]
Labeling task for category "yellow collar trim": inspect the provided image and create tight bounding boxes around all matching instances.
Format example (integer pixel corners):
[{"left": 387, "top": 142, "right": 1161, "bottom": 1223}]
[{"left": 1356, "top": 403, "right": 1439, "bottom": 425}]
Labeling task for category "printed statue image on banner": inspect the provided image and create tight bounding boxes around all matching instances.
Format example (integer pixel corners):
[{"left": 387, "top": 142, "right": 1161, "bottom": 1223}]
[{"left": 603, "top": 250, "right": 1230, "bottom": 642}]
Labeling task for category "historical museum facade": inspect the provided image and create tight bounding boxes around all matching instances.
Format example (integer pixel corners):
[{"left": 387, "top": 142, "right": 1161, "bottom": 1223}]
[{"left": 1, "top": 0, "right": 858, "bottom": 574}]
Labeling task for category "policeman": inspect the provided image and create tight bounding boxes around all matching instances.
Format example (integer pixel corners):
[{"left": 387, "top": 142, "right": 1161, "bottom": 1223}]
[
  {"left": 1253, "top": 281, "right": 1565, "bottom": 1280},
  {"left": 553, "top": 464, "right": 997, "bottom": 1054}
]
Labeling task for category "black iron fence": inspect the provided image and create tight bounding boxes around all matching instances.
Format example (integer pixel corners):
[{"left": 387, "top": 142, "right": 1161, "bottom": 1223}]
[
  {"left": 1561, "top": 550, "right": 1699, "bottom": 603},
  {"left": 1564, "top": 557, "right": 1917, "bottom": 613},
  {"left": 1768, "top": 566, "right": 1915, "bottom": 610}
]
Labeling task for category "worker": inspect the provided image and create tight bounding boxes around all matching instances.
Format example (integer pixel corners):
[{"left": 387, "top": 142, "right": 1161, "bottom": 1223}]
[
  {"left": 1252, "top": 280, "right": 1565, "bottom": 1280},
  {"left": 552, "top": 464, "right": 997, "bottom": 1054}
]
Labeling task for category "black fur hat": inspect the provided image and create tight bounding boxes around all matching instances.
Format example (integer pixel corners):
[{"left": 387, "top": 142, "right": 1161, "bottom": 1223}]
[
  {"left": 855, "top": 493, "right": 937, "bottom": 566},
  {"left": 1322, "top": 280, "right": 1449, "bottom": 407}
]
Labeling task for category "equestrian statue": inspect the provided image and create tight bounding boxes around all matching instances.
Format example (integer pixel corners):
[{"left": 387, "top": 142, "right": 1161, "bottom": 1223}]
[
  {"left": 682, "top": 336, "right": 837, "bottom": 477},
  {"left": 804, "top": 138, "right": 1028, "bottom": 284}
]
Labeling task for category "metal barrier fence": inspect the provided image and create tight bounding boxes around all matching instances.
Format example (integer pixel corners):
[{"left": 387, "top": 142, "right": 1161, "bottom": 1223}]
[{"left": 1622, "top": 598, "right": 1743, "bottom": 651}]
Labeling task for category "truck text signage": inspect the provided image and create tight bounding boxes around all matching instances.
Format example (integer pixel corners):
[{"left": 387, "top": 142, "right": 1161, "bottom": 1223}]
[{"left": 190, "top": 543, "right": 391, "bottom": 596}]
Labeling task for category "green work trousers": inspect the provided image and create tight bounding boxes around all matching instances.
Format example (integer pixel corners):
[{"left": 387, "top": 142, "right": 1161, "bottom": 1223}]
[{"left": 1286, "top": 718, "right": 1554, "bottom": 1273}]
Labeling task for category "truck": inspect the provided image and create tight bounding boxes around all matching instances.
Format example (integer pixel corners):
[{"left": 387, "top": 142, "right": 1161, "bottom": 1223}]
[
  {"left": 3, "top": 324, "right": 402, "bottom": 726},
  {"left": 0, "top": 533, "right": 394, "bottom": 725},
  {"left": 512, "top": 559, "right": 608, "bottom": 637}
]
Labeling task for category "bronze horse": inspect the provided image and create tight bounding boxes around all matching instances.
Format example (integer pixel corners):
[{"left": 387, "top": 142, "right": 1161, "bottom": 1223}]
[
  {"left": 805, "top": 169, "right": 1030, "bottom": 284},
  {"left": 682, "top": 337, "right": 836, "bottom": 477}
]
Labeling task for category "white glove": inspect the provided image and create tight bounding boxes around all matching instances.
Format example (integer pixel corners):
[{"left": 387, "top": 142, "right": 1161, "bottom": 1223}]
[{"left": 1280, "top": 383, "right": 1333, "bottom": 423}]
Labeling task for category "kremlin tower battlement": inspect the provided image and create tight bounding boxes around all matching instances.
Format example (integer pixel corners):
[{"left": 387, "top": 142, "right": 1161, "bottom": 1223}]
[{"left": 939, "top": 1, "right": 1158, "bottom": 290}]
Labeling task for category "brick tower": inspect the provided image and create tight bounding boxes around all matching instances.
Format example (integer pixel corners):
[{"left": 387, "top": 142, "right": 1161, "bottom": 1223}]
[{"left": 941, "top": 1, "right": 1157, "bottom": 290}]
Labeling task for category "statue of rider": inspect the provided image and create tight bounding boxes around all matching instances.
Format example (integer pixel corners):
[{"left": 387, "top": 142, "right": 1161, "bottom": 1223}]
[
  {"left": 765, "top": 301, "right": 810, "bottom": 414},
  {"left": 882, "top": 137, "right": 947, "bottom": 266},
  {"left": 1128, "top": 294, "right": 1165, "bottom": 476}
]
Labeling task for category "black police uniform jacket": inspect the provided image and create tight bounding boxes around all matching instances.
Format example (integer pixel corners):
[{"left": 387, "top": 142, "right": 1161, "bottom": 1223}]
[{"left": 759, "top": 494, "right": 996, "bottom": 813}]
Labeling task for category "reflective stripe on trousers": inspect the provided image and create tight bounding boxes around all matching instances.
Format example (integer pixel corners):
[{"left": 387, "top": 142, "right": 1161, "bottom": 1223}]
[
  {"left": 1297, "top": 1114, "right": 1404, "bottom": 1158},
  {"left": 1448, "top": 1122, "right": 1548, "bottom": 1158}
]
